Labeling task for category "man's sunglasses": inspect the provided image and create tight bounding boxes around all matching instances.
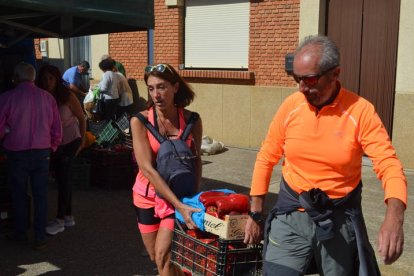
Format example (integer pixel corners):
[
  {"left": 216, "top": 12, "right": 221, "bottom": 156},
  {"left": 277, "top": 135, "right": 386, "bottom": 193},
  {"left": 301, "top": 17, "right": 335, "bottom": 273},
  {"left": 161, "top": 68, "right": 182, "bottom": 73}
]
[
  {"left": 292, "top": 66, "right": 337, "bottom": 85},
  {"left": 144, "top": 64, "right": 173, "bottom": 75}
]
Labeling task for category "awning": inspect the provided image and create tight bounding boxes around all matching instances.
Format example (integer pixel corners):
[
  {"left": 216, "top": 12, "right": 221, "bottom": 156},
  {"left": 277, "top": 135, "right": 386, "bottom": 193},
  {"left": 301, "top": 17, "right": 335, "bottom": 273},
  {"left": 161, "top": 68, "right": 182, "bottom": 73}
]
[{"left": 0, "top": 0, "right": 154, "bottom": 47}]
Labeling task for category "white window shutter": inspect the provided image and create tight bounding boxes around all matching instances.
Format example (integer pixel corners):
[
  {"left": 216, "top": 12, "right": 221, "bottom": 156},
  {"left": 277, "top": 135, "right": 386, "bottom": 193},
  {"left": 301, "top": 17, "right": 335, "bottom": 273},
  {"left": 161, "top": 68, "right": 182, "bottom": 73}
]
[{"left": 185, "top": 0, "right": 249, "bottom": 69}]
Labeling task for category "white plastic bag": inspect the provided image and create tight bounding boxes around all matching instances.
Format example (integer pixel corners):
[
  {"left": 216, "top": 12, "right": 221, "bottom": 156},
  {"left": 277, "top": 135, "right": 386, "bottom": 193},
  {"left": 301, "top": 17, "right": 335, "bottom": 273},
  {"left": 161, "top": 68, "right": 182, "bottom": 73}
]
[
  {"left": 201, "top": 135, "right": 225, "bottom": 155},
  {"left": 83, "top": 89, "right": 95, "bottom": 104}
]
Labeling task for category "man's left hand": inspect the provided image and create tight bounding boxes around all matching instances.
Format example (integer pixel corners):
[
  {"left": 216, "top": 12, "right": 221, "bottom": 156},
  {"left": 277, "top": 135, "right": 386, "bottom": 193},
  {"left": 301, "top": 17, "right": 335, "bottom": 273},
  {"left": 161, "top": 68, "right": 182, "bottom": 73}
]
[{"left": 378, "top": 198, "right": 405, "bottom": 265}]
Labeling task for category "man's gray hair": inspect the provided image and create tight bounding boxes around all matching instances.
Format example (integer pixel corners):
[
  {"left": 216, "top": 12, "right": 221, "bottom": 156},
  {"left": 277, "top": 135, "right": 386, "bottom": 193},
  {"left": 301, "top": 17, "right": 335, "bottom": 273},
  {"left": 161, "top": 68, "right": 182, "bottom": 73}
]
[
  {"left": 101, "top": 54, "right": 112, "bottom": 61},
  {"left": 80, "top": 60, "right": 90, "bottom": 69},
  {"left": 14, "top": 62, "right": 36, "bottom": 82},
  {"left": 295, "top": 35, "right": 340, "bottom": 71}
]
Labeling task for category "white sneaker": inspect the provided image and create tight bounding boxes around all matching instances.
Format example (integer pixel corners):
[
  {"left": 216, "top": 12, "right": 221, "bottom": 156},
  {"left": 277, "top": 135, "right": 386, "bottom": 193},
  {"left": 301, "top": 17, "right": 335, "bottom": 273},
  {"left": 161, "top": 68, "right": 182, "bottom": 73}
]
[
  {"left": 46, "top": 219, "right": 64, "bottom": 235},
  {"left": 64, "top": 216, "right": 75, "bottom": 227}
]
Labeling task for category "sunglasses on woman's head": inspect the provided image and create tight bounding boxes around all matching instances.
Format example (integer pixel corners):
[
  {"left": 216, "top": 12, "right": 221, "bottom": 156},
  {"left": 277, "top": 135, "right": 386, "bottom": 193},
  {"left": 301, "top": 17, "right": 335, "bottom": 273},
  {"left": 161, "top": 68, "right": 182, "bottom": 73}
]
[
  {"left": 144, "top": 64, "right": 173, "bottom": 75},
  {"left": 291, "top": 66, "right": 337, "bottom": 85}
]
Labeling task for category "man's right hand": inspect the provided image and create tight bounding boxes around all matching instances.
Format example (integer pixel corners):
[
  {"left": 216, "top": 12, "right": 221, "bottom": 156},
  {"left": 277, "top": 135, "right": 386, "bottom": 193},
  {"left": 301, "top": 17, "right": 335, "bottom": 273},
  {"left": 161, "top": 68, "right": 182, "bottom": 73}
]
[{"left": 244, "top": 217, "right": 264, "bottom": 244}]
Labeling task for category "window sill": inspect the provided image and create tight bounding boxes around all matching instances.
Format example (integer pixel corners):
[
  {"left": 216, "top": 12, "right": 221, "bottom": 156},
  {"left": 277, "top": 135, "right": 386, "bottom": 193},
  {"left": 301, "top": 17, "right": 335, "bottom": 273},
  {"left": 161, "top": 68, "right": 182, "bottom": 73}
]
[{"left": 178, "top": 70, "right": 254, "bottom": 80}]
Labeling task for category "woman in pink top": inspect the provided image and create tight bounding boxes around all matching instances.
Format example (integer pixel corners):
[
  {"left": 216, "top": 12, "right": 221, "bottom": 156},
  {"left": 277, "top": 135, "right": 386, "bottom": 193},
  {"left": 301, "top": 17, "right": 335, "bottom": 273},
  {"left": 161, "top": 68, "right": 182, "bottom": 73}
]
[
  {"left": 130, "top": 64, "right": 203, "bottom": 276},
  {"left": 38, "top": 65, "right": 86, "bottom": 236}
]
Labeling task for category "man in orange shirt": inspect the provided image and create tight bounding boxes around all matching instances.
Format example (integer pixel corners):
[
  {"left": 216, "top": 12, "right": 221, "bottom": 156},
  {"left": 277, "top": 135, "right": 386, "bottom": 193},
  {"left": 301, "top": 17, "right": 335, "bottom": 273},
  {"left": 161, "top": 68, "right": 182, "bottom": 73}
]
[{"left": 244, "top": 35, "right": 406, "bottom": 276}]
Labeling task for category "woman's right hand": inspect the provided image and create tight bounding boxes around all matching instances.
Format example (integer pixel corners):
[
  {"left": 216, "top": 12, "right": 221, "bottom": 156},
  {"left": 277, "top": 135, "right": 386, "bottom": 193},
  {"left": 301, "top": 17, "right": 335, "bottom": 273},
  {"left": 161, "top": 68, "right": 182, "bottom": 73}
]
[{"left": 176, "top": 203, "right": 202, "bottom": 230}]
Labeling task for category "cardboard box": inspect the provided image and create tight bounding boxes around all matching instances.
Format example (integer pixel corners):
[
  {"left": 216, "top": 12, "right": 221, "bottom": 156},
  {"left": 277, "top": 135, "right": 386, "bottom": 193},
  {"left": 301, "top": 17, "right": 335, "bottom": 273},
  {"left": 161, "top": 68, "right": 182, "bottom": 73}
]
[{"left": 203, "top": 213, "right": 249, "bottom": 240}]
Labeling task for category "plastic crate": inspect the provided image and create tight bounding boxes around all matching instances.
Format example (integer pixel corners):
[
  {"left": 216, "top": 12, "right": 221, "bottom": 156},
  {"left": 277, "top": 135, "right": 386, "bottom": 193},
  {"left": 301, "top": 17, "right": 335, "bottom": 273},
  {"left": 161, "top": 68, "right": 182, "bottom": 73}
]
[
  {"left": 115, "top": 113, "right": 130, "bottom": 133},
  {"left": 171, "top": 221, "right": 262, "bottom": 276},
  {"left": 95, "top": 121, "right": 121, "bottom": 146},
  {"left": 91, "top": 148, "right": 133, "bottom": 168},
  {"left": 122, "top": 133, "right": 133, "bottom": 149},
  {"left": 91, "top": 166, "right": 135, "bottom": 190},
  {"left": 90, "top": 149, "right": 135, "bottom": 190},
  {"left": 70, "top": 158, "right": 91, "bottom": 189}
]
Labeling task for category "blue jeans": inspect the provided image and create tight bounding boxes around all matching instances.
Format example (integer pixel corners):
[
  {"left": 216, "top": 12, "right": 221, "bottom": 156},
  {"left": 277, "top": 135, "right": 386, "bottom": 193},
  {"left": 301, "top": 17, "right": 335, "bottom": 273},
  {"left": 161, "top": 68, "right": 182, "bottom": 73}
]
[{"left": 7, "top": 148, "right": 51, "bottom": 241}]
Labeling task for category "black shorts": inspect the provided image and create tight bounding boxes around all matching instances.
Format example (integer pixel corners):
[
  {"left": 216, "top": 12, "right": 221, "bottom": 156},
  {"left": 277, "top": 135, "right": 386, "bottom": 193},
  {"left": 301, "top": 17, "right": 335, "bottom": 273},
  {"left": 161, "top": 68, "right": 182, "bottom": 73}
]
[{"left": 134, "top": 206, "right": 175, "bottom": 225}]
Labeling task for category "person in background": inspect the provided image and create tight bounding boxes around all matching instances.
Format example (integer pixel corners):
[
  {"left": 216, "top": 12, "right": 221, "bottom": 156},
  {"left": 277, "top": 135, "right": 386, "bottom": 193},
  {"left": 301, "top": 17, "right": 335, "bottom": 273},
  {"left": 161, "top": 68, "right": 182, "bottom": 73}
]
[
  {"left": 94, "top": 59, "right": 120, "bottom": 122},
  {"left": 115, "top": 69, "right": 133, "bottom": 118},
  {"left": 244, "top": 35, "right": 406, "bottom": 275},
  {"left": 0, "top": 62, "right": 62, "bottom": 249},
  {"left": 101, "top": 54, "right": 126, "bottom": 77},
  {"left": 38, "top": 65, "right": 86, "bottom": 236},
  {"left": 130, "top": 63, "right": 203, "bottom": 276},
  {"left": 62, "top": 61, "right": 90, "bottom": 103}
]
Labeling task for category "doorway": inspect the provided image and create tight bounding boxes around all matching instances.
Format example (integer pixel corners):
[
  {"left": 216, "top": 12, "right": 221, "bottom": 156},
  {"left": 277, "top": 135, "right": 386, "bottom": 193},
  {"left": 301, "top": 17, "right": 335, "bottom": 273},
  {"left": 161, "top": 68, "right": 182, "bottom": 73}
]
[{"left": 326, "top": 0, "right": 400, "bottom": 137}]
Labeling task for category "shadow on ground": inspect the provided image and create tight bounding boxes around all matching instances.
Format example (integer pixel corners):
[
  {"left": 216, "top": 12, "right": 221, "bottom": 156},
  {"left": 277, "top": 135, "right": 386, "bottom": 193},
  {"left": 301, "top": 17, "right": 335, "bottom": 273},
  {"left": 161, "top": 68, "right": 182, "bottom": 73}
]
[{"left": 0, "top": 174, "right": 278, "bottom": 276}]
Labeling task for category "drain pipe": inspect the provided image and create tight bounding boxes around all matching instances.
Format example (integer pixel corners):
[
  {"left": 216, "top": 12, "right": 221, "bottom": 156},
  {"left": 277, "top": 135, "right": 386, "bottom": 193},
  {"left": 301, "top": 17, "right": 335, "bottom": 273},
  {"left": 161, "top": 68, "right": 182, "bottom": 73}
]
[{"left": 148, "top": 29, "right": 154, "bottom": 65}]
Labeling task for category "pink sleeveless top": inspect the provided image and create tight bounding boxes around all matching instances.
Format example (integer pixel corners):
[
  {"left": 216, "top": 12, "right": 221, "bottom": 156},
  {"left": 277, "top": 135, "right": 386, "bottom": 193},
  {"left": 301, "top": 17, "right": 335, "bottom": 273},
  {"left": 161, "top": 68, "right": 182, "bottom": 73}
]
[
  {"left": 59, "top": 105, "right": 81, "bottom": 145},
  {"left": 133, "top": 107, "right": 193, "bottom": 195}
]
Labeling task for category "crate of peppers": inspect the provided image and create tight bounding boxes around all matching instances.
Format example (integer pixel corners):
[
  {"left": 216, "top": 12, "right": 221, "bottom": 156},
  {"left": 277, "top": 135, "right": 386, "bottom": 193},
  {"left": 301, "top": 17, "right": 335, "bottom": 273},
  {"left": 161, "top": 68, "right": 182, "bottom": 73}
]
[
  {"left": 200, "top": 191, "right": 251, "bottom": 240},
  {"left": 172, "top": 191, "right": 262, "bottom": 276}
]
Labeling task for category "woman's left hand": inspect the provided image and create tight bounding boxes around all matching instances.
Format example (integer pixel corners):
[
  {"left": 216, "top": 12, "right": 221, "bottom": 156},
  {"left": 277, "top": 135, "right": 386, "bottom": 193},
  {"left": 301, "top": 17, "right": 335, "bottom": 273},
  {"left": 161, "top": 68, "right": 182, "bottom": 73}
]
[{"left": 176, "top": 203, "right": 202, "bottom": 230}]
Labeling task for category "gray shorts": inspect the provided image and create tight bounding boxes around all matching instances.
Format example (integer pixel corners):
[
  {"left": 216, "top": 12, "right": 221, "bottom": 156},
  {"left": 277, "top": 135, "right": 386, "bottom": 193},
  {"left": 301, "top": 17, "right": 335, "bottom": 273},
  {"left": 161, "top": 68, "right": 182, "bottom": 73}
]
[{"left": 265, "top": 210, "right": 363, "bottom": 276}]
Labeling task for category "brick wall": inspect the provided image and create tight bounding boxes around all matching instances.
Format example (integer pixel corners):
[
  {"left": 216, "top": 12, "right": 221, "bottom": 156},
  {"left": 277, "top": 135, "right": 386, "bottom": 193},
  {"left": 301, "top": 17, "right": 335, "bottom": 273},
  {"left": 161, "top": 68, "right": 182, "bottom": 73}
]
[
  {"left": 34, "top": 38, "right": 48, "bottom": 69},
  {"left": 109, "top": 0, "right": 299, "bottom": 87},
  {"left": 250, "top": 0, "right": 300, "bottom": 86},
  {"left": 109, "top": 0, "right": 184, "bottom": 80},
  {"left": 109, "top": 31, "right": 148, "bottom": 79},
  {"left": 153, "top": 1, "right": 183, "bottom": 68},
  {"left": 34, "top": 39, "right": 42, "bottom": 59}
]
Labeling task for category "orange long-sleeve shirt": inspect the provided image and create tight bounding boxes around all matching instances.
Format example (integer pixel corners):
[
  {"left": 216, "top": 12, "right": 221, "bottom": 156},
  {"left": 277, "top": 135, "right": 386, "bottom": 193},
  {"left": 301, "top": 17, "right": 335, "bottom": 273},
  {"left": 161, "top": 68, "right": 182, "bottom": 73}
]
[{"left": 251, "top": 83, "right": 407, "bottom": 207}]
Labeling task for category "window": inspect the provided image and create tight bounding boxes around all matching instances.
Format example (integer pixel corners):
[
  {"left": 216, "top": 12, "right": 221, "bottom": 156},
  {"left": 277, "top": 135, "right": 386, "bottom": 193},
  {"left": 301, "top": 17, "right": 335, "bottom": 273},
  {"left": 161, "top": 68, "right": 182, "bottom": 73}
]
[{"left": 185, "top": 0, "right": 249, "bottom": 69}]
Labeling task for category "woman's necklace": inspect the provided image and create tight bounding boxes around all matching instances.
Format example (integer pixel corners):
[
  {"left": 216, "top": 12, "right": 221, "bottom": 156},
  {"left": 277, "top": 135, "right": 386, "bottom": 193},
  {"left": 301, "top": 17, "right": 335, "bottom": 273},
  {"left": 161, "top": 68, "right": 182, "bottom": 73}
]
[{"left": 156, "top": 110, "right": 175, "bottom": 138}]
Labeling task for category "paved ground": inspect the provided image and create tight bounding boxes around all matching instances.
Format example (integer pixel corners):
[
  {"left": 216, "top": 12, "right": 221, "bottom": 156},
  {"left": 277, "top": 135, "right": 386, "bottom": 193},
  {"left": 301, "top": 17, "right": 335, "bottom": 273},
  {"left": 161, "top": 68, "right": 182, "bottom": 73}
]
[{"left": 0, "top": 146, "right": 413, "bottom": 275}]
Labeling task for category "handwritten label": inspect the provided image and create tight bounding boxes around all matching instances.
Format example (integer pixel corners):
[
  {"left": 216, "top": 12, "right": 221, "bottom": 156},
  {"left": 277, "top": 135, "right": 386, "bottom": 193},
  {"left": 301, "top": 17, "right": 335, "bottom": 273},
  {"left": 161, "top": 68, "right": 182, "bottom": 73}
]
[
  {"left": 229, "top": 219, "right": 238, "bottom": 228},
  {"left": 204, "top": 219, "right": 224, "bottom": 230},
  {"left": 204, "top": 213, "right": 249, "bottom": 239},
  {"left": 230, "top": 228, "right": 245, "bottom": 237}
]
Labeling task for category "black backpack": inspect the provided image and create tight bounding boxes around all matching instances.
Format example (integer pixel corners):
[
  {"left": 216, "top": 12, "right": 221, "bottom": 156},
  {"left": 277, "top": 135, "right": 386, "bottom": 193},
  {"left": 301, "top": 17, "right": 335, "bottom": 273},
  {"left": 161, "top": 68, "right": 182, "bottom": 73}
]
[{"left": 134, "top": 109, "right": 200, "bottom": 199}]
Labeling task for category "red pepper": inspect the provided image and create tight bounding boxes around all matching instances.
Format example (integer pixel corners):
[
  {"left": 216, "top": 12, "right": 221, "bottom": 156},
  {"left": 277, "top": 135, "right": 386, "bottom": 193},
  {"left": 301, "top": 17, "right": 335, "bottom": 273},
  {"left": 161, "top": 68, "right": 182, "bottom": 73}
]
[
  {"left": 199, "top": 238, "right": 215, "bottom": 244},
  {"left": 207, "top": 206, "right": 217, "bottom": 212},
  {"left": 206, "top": 254, "right": 217, "bottom": 275},
  {"left": 229, "top": 211, "right": 240, "bottom": 215},
  {"left": 202, "top": 195, "right": 229, "bottom": 208},
  {"left": 112, "top": 144, "right": 122, "bottom": 152},
  {"left": 199, "top": 191, "right": 226, "bottom": 204},
  {"left": 186, "top": 229, "right": 203, "bottom": 239},
  {"left": 216, "top": 194, "right": 250, "bottom": 214},
  {"left": 186, "top": 229, "right": 197, "bottom": 238},
  {"left": 206, "top": 206, "right": 220, "bottom": 218}
]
